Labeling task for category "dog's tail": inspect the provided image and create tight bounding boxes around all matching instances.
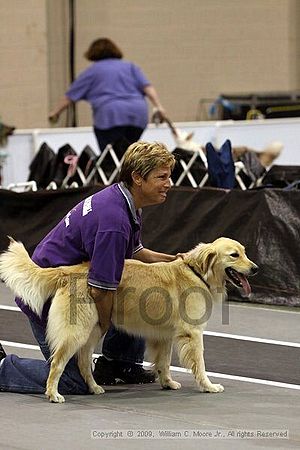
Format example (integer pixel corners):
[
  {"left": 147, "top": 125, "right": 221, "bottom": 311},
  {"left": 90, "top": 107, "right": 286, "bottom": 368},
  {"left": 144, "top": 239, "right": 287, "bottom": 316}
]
[
  {"left": 259, "top": 141, "right": 283, "bottom": 167},
  {"left": 0, "top": 238, "right": 68, "bottom": 317},
  {"left": 262, "top": 141, "right": 283, "bottom": 156}
]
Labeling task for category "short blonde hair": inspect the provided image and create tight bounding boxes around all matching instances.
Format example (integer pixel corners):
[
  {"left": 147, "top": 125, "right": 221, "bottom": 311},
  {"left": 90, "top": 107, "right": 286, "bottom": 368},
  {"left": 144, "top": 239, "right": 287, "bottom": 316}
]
[{"left": 119, "top": 142, "right": 175, "bottom": 186}]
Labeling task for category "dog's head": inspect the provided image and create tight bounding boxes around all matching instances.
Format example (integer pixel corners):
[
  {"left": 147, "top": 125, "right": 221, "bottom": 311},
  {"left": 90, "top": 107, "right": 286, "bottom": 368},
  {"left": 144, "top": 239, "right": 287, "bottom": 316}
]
[{"left": 185, "top": 237, "right": 258, "bottom": 296}]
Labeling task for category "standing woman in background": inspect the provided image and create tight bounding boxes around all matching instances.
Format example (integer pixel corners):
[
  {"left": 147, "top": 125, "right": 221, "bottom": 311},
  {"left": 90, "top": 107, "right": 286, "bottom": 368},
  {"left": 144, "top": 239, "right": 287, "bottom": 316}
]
[{"left": 49, "top": 37, "right": 166, "bottom": 151}]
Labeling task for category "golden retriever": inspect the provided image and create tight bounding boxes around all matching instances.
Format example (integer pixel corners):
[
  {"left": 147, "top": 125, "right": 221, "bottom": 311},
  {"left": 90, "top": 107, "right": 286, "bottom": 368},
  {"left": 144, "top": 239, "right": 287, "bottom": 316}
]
[{"left": 0, "top": 237, "right": 257, "bottom": 403}]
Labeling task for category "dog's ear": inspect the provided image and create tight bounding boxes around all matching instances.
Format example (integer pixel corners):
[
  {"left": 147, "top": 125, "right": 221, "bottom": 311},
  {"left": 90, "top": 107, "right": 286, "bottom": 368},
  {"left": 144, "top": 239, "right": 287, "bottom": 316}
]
[
  {"left": 199, "top": 247, "right": 218, "bottom": 274},
  {"left": 186, "top": 244, "right": 217, "bottom": 275}
]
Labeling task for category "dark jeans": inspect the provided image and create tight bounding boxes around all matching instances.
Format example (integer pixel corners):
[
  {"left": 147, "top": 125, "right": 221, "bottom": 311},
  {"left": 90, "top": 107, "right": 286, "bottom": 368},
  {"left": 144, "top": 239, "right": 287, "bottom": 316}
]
[
  {"left": 94, "top": 125, "right": 144, "bottom": 152},
  {"left": 0, "top": 319, "right": 89, "bottom": 394},
  {"left": 102, "top": 327, "right": 145, "bottom": 364}
]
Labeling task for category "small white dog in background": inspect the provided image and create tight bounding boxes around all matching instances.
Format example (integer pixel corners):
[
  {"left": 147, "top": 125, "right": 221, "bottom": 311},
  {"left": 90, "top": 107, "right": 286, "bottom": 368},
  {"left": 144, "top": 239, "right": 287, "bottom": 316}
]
[{"left": 164, "top": 117, "right": 283, "bottom": 169}]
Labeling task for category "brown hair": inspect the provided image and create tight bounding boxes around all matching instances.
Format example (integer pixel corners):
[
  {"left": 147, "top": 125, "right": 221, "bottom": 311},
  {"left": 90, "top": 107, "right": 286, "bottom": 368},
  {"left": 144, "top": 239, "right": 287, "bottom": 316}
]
[
  {"left": 84, "top": 38, "right": 123, "bottom": 61},
  {"left": 119, "top": 142, "right": 175, "bottom": 187}
]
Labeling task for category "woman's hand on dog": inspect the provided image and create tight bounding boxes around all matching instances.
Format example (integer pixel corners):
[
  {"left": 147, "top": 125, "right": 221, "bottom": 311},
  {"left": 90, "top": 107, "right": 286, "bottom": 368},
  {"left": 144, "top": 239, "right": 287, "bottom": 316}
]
[{"left": 175, "top": 252, "right": 188, "bottom": 260}]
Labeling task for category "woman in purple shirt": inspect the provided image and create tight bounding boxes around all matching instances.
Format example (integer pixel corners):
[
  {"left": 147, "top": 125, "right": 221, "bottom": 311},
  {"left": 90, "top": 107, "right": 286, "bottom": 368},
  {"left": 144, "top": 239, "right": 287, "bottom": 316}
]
[
  {"left": 0, "top": 142, "right": 179, "bottom": 393},
  {"left": 49, "top": 38, "right": 166, "bottom": 151}
]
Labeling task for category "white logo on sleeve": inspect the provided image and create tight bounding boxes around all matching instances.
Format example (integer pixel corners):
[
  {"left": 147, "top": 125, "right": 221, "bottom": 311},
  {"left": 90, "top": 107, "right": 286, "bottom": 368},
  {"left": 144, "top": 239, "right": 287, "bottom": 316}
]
[
  {"left": 65, "top": 211, "right": 71, "bottom": 227},
  {"left": 83, "top": 196, "right": 93, "bottom": 216}
]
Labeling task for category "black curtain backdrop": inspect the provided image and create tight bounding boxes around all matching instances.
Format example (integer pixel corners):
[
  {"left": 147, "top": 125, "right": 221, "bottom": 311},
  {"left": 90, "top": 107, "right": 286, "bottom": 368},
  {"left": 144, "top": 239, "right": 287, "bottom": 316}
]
[{"left": 0, "top": 186, "right": 299, "bottom": 306}]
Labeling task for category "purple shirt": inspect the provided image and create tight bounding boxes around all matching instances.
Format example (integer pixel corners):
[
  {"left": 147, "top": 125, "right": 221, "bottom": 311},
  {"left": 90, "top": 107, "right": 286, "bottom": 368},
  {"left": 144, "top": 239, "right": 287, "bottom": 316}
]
[
  {"left": 15, "top": 183, "right": 143, "bottom": 323},
  {"left": 66, "top": 59, "right": 150, "bottom": 130}
]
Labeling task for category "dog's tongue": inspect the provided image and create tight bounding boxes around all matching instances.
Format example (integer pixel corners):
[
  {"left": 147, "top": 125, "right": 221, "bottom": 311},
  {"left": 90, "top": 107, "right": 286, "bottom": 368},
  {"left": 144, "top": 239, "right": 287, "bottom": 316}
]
[{"left": 237, "top": 273, "right": 251, "bottom": 296}]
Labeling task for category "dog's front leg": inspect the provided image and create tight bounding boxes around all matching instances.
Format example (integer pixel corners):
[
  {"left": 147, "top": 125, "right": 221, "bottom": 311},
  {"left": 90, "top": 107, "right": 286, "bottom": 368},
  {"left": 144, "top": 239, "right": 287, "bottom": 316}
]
[
  {"left": 176, "top": 329, "right": 224, "bottom": 393},
  {"left": 147, "top": 339, "right": 181, "bottom": 390}
]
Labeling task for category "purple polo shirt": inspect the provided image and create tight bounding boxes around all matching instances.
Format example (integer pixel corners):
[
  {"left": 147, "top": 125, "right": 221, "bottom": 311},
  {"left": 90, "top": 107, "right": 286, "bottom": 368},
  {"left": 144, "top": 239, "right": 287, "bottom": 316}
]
[
  {"left": 66, "top": 58, "right": 150, "bottom": 130},
  {"left": 15, "top": 183, "right": 143, "bottom": 323}
]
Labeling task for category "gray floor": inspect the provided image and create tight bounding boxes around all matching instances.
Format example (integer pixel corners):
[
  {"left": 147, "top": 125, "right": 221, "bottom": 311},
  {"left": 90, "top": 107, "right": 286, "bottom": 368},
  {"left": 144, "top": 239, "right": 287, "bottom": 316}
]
[{"left": 1, "top": 282, "right": 300, "bottom": 450}]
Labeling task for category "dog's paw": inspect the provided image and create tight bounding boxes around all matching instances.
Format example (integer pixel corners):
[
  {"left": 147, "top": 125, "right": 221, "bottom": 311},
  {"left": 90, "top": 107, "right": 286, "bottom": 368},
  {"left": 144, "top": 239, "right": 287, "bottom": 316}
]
[
  {"left": 46, "top": 391, "right": 66, "bottom": 403},
  {"left": 162, "top": 380, "right": 182, "bottom": 390},
  {"left": 202, "top": 383, "right": 224, "bottom": 393},
  {"left": 92, "top": 384, "right": 105, "bottom": 395},
  {"left": 211, "top": 383, "right": 224, "bottom": 393}
]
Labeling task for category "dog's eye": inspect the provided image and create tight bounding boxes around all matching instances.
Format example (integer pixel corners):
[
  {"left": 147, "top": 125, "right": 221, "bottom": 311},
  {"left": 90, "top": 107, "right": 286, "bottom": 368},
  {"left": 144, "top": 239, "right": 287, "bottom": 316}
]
[{"left": 230, "top": 252, "right": 239, "bottom": 258}]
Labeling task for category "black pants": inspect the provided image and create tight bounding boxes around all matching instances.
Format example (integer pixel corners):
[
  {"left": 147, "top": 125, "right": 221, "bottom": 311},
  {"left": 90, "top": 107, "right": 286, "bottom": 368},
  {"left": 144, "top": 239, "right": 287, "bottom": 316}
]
[{"left": 94, "top": 125, "right": 144, "bottom": 153}]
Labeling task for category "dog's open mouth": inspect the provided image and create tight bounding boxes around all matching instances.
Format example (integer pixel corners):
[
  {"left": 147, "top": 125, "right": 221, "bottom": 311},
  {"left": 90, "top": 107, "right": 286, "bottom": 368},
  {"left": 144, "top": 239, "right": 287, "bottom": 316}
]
[{"left": 225, "top": 267, "right": 251, "bottom": 296}]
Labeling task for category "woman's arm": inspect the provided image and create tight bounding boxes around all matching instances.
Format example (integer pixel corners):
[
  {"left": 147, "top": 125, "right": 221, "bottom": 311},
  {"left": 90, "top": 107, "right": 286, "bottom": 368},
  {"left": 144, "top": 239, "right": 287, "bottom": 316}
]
[
  {"left": 48, "top": 96, "right": 72, "bottom": 123},
  {"left": 89, "top": 287, "right": 115, "bottom": 336},
  {"left": 133, "top": 247, "right": 180, "bottom": 263},
  {"left": 143, "top": 85, "right": 167, "bottom": 120}
]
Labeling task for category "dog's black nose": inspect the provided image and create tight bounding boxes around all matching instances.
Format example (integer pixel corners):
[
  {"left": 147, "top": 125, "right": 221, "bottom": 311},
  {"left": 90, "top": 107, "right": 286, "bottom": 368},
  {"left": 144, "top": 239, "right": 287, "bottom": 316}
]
[{"left": 251, "top": 265, "right": 259, "bottom": 275}]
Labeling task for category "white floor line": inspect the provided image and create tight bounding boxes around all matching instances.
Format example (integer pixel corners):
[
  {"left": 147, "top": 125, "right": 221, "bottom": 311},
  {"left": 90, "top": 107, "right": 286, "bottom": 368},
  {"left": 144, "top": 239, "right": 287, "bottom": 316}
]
[
  {"left": 1, "top": 340, "right": 299, "bottom": 391},
  {"left": 203, "top": 331, "right": 300, "bottom": 348},
  {"left": 0, "top": 305, "right": 20, "bottom": 312},
  {"left": 204, "top": 372, "right": 300, "bottom": 391},
  {"left": 229, "top": 302, "right": 300, "bottom": 314},
  {"left": 1, "top": 340, "right": 39, "bottom": 351},
  {"left": 143, "top": 362, "right": 300, "bottom": 391}
]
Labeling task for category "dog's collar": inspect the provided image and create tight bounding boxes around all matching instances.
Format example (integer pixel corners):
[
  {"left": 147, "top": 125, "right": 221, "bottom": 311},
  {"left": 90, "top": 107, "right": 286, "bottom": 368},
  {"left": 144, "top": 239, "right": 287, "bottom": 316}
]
[{"left": 187, "top": 264, "right": 210, "bottom": 290}]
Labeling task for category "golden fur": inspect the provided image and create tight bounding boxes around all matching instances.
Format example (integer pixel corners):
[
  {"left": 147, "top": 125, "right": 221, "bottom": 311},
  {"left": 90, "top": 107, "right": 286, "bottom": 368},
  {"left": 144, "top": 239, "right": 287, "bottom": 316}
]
[{"left": 0, "top": 237, "right": 257, "bottom": 403}]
